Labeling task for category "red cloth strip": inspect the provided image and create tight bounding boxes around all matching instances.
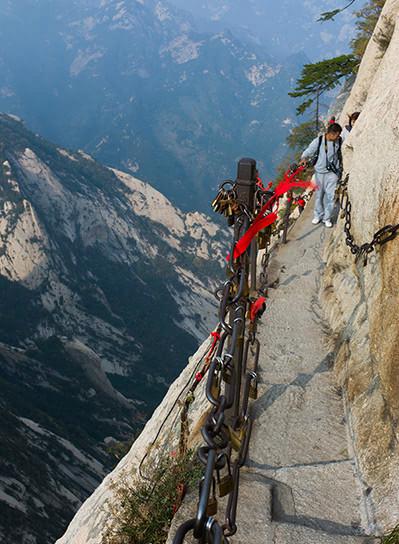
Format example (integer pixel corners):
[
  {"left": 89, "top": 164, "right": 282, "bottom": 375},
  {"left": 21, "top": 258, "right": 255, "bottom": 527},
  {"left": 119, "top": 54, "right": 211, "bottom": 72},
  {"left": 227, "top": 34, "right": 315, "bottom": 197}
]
[
  {"left": 250, "top": 297, "right": 267, "bottom": 322},
  {"left": 231, "top": 211, "right": 278, "bottom": 260},
  {"left": 228, "top": 166, "right": 314, "bottom": 261}
]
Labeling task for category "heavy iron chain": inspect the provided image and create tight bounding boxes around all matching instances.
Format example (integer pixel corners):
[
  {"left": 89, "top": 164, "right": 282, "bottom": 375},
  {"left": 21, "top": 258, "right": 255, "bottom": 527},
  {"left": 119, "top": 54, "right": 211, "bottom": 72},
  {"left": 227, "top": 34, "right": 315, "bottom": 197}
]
[
  {"left": 256, "top": 186, "right": 274, "bottom": 295},
  {"left": 337, "top": 174, "right": 399, "bottom": 266},
  {"left": 173, "top": 160, "right": 313, "bottom": 543},
  {"left": 173, "top": 165, "right": 267, "bottom": 544},
  {"left": 178, "top": 331, "right": 222, "bottom": 457}
]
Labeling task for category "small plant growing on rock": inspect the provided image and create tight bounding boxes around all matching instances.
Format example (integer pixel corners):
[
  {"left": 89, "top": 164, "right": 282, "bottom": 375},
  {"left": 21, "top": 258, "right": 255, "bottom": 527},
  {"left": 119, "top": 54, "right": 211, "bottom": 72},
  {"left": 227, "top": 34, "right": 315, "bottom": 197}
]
[
  {"left": 102, "top": 449, "right": 202, "bottom": 544},
  {"left": 380, "top": 525, "right": 399, "bottom": 543}
]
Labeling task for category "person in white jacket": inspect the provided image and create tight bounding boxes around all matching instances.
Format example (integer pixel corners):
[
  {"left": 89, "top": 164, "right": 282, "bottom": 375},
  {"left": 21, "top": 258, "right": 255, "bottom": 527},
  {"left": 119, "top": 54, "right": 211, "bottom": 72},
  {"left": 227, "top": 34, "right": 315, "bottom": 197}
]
[{"left": 300, "top": 123, "right": 343, "bottom": 228}]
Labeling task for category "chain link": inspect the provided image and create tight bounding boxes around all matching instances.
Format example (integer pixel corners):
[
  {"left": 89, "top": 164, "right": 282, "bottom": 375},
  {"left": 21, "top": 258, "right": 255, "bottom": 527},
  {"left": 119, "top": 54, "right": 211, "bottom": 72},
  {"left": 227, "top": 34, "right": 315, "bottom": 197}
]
[{"left": 337, "top": 174, "right": 399, "bottom": 266}]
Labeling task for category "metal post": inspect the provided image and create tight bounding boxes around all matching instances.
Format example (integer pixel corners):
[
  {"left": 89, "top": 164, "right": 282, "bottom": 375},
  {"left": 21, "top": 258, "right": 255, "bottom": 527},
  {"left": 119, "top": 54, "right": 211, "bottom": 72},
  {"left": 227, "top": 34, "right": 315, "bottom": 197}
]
[
  {"left": 235, "top": 158, "right": 256, "bottom": 210},
  {"left": 235, "top": 158, "right": 257, "bottom": 290},
  {"left": 232, "top": 158, "right": 256, "bottom": 421}
]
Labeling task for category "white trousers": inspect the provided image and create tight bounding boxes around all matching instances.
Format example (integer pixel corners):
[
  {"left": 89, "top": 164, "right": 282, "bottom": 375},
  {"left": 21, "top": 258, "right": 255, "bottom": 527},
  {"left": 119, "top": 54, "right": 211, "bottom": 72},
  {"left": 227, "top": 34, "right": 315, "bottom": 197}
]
[{"left": 314, "top": 172, "right": 339, "bottom": 221}]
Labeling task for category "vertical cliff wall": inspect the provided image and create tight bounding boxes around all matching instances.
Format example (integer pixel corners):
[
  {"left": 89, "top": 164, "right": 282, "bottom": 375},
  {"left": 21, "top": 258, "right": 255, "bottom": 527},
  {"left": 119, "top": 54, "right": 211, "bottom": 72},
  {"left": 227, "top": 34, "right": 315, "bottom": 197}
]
[{"left": 323, "top": 0, "right": 399, "bottom": 531}]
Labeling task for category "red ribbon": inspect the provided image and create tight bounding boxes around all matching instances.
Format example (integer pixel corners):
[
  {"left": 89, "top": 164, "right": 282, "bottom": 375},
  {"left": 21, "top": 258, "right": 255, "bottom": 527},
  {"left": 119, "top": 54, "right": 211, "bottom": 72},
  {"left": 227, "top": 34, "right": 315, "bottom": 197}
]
[
  {"left": 228, "top": 166, "right": 313, "bottom": 261},
  {"left": 230, "top": 211, "right": 278, "bottom": 260},
  {"left": 250, "top": 297, "right": 267, "bottom": 321}
]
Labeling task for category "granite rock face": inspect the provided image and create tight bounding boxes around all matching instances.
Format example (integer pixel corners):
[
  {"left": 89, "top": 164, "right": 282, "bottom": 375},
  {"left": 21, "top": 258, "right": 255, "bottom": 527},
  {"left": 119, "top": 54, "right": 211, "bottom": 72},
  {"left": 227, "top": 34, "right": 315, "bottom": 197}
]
[{"left": 322, "top": 0, "right": 399, "bottom": 530}]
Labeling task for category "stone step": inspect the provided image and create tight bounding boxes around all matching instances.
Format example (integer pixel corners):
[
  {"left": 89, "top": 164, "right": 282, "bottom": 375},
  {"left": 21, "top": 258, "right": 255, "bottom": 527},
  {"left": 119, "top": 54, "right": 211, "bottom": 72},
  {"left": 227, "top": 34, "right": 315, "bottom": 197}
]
[{"left": 271, "top": 522, "right": 375, "bottom": 544}]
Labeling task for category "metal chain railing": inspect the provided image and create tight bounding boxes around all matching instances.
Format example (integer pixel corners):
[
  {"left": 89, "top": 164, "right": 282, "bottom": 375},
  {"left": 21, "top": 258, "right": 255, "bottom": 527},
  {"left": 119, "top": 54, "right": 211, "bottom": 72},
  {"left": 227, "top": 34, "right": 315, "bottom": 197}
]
[
  {"left": 173, "top": 158, "right": 268, "bottom": 544},
  {"left": 337, "top": 174, "right": 399, "bottom": 266},
  {"left": 172, "top": 158, "right": 313, "bottom": 543}
]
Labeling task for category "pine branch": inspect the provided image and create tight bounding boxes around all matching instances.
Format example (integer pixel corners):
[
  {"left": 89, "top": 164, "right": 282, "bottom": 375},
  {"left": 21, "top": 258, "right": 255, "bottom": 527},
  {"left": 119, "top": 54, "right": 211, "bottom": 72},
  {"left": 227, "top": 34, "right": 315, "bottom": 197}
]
[
  {"left": 289, "top": 55, "right": 358, "bottom": 115},
  {"left": 318, "top": 0, "right": 357, "bottom": 21}
]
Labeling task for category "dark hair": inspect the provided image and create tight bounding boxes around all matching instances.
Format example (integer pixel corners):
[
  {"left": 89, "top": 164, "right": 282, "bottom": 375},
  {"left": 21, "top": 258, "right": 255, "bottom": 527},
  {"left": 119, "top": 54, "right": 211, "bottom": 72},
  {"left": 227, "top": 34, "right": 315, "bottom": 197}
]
[
  {"left": 327, "top": 122, "right": 342, "bottom": 134},
  {"left": 349, "top": 112, "right": 360, "bottom": 126}
]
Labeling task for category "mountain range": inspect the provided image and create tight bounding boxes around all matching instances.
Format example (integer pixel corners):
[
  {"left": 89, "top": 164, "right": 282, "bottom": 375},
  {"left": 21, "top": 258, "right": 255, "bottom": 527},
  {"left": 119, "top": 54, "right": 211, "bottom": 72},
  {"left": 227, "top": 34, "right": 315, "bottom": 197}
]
[
  {"left": 167, "top": 0, "right": 363, "bottom": 60},
  {"left": 0, "top": 113, "right": 226, "bottom": 543},
  {"left": 0, "top": 0, "right": 307, "bottom": 211}
]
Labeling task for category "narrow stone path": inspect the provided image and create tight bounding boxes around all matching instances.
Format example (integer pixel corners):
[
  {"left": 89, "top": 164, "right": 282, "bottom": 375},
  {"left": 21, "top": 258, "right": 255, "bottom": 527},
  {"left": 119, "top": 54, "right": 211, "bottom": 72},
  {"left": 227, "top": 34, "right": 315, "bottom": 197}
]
[{"left": 232, "top": 203, "right": 374, "bottom": 543}]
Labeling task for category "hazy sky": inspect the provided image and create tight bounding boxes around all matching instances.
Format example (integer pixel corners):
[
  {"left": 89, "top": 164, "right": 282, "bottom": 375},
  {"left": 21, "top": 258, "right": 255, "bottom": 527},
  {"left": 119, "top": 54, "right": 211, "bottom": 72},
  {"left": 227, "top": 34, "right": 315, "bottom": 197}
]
[{"left": 167, "top": 0, "right": 366, "bottom": 60}]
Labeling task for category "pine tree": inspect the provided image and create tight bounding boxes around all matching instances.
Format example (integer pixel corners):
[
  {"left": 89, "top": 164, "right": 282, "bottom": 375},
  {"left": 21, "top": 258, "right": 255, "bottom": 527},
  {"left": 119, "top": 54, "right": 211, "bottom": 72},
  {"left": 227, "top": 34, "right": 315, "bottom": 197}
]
[
  {"left": 290, "top": 0, "right": 386, "bottom": 117},
  {"left": 351, "top": 0, "right": 386, "bottom": 57},
  {"left": 288, "top": 56, "right": 358, "bottom": 115}
]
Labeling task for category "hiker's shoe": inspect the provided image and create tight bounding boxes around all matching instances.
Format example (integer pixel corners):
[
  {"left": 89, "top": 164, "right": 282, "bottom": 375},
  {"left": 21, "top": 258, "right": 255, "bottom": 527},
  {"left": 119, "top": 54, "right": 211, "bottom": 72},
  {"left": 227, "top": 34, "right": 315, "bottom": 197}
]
[
  {"left": 324, "top": 220, "right": 333, "bottom": 228},
  {"left": 312, "top": 217, "right": 321, "bottom": 225}
]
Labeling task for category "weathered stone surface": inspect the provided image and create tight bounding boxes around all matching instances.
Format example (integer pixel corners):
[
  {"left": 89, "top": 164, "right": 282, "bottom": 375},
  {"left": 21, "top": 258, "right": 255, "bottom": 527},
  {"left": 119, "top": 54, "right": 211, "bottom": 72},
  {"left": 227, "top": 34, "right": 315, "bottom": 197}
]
[
  {"left": 238, "top": 205, "right": 373, "bottom": 543},
  {"left": 272, "top": 524, "right": 373, "bottom": 544},
  {"left": 323, "top": 0, "right": 399, "bottom": 531}
]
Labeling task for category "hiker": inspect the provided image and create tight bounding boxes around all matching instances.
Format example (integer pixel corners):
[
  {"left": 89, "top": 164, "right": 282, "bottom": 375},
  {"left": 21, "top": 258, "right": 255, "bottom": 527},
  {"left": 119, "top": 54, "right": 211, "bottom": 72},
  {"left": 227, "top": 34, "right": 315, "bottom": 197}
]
[
  {"left": 342, "top": 111, "right": 360, "bottom": 141},
  {"left": 300, "top": 123, "right": 343, "bottom": 228}
]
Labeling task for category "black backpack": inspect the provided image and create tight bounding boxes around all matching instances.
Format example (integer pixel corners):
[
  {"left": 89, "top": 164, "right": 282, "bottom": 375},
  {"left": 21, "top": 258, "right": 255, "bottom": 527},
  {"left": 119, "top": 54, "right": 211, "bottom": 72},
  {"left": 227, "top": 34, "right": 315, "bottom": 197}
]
[
  {"left": 312, "top": 135, "right": 342, "bottom": 170},
  {"left": 311, "top": 135, "right": 323, "bottom": 166}
]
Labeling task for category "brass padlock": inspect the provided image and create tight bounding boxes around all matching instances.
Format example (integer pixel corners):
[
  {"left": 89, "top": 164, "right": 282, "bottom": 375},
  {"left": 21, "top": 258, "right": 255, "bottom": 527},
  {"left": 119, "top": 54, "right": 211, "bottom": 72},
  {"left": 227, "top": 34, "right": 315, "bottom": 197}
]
[
  {"left": 206, "top": 478, "right": 218, "bottom": 516},
  {"left": 228, "top": 426, "right": 245, "bottom": 452},
  {"left": 249, "top": 380, "right": 258, "bottom": 400},
  {"left": 210, "top": 373, "right": 220, "bottom": 399},
  {"left": 211, "top": 191, "right": 222, "bottom": 210},
  {"left": 217, "top": 457, "right": 234, "bottom": 497},
  {"left": 257, "top": 232, "right": 267, "bottom": 250},
  {"left": 218, "top": 474, "right": 234, "bottom": 497}
]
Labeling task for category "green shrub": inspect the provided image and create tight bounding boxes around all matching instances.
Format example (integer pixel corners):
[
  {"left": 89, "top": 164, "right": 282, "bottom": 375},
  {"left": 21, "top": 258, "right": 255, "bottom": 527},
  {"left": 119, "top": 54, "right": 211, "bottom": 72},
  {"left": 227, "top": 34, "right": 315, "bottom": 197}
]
[
  {"left": 102, "top": 450, "right": 202, "bottom": 544},
  {"left": 381, "top": 525, "right": 399, "bottom": 543}
]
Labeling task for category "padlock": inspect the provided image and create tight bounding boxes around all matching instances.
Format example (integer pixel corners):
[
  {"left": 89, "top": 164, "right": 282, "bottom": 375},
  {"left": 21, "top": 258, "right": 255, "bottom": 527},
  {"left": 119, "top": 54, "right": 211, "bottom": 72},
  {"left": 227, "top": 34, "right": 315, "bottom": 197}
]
[
  {"left": 258, "top": 231, "right": 267, "bottom": 250},
  {"left": 217, "top": 456, "right": 234, "bottom": 497},
  {"left": 206, "top": 478, "right": 218, "bottom": 516},
  {"left": 228, "top": 426, "right": 245, "bottom": 452},
  {"left": 210, "top": 373, "right": 220, "bottom": 399},
  {"left": 248, "top": 371, "right": 258, "bottom": 400},
  {"left": 211, "top": 191, "right": 222, "bottom": 210}
]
